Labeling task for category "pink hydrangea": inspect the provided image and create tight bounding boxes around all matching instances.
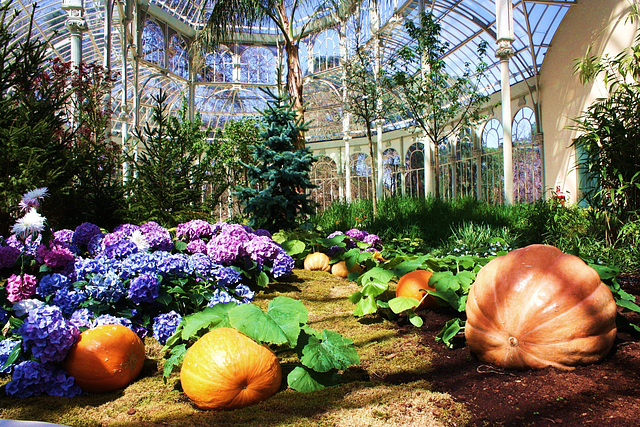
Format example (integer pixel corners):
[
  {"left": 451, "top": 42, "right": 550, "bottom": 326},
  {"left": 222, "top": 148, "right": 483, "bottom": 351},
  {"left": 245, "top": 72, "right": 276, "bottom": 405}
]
[{"left": 6, "top": 274, "right": 37, "bottom": 303}]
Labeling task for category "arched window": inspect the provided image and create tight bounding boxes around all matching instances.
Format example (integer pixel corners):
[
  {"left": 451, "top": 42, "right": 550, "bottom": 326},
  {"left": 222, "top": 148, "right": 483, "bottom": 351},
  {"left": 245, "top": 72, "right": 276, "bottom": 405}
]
[
  {"left": 200, "top": 48, "right": 233, "bottom": 83},
  {"left": 456, "top": 128, "right": 477, "bottom": 198},
  {"left": 512, "top": 107, "right": 542, "bottom": 202},
  {"left": 310, "top": 156, "right": 339, "bottom": 212},
  {"left": 313, "top": 29, "right": 340, "bottom": 72},
  {"left": 481, "top": 118, "right": 504, "bottom": 204},
  {"left": 141, "top": 19, "right": 165, "bottom": 66},
  {"left": 350, "top": 152, "right": 373, "bottom": 201},
  {"left": 168, "top": 34, "right": 189, "bottom": 79},
  {"left": 382, "top": 148, "right": 400, "bottom": 196},
  {"left": 438, "top": 137, "right": 454, "bottom": 199},
  {"left": 405, "top": 142, "right": 425, "bottom": 198},
  {"left": 240, "top": 46, "right": 276, "bottom": 84}
]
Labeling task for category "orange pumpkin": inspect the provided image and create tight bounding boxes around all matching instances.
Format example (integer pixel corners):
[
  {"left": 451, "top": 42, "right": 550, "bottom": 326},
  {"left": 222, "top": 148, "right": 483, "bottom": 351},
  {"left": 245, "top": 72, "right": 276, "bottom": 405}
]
[
  {"left": 465, "top": 244, "right": 617, "bottom": 370},
  {"left": 303, "top": 252, "right": 331, "bottom": 272},
  {"left": 395, "top": 269, "right": 438, "bottom": 310},
  {"left": 180, "top": 327, "right": 282, "bottom": 410},
  {"left": 64, "top": 324, "right": 145, "bottom": 393},
  {"left": 330, "top": 260, "right": 363, "bottom": 278}
]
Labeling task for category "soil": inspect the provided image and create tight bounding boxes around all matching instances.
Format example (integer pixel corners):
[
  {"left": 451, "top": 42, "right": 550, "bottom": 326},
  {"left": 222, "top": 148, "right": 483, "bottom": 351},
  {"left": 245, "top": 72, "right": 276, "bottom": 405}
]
[{"left": 386, "top": 274, "right": 640, "bottom": 427}]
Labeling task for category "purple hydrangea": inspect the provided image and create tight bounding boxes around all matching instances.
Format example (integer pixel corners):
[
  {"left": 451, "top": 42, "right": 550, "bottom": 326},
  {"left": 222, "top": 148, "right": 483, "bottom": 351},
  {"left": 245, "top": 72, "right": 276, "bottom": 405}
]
[
  {"left": 253, "top": 229, "right": 272, "bottom": 238},
  {"left": 5, "top": 361, "right": 82, "bottom": 397},
  {"left": 176, "top": 220, "right": 215, "bottom": 242},
  {"left": 87, "top": 233, "right": 105, "bottom": 257},
  {"left": 345, "top": 228, "right": 368, "bottom": 241},
  {"left": 186, "top": 239, "right": 207, "bottom": 254},
  {"left": 140, "top": 221, "right": 173, "bottom": 252},
  {"left": 52, "top": 288, "right": 87, "bottom": 316},
  {"left": 245, "top": 236, "right": 281, "bottom": 265},
  {"left": 36, "top": 273, "right": 70, "bottom": 297},
  {"left": 363, "top": 233, "right": 382, "bottom": 249},
  {"left": 72, "top": 222, "right": 102, "bottom": 248},
  {"left": 206, "top": 230, "right": 250, "bottom": 265},
  {"left": 152, "top": 311, "right": 182, "bottom": 345},
  {"left": 69, "top": 308, "right": 93, "bottom": 329},
  {"left": 113, "top": 223, "right": 140, "bottom": 236},
  {"left": 0, "top": 246, "right": 21, "bottom": 269},
  {"left": 326, "top": 231, "right": 344, "bottom": 239},
  {"left": 0, "top": 307, "right": 8, "bottom": 324},
  {"left": 103, "top": 240, "right": 138, "bottom": 260},
  {"left": 213, "top": 267, "right": 242, "bottom": 288},
  {"left": 7, "top": 234, "right": 41, "bottom": 256},
  {"left": 128, "top": 273, "right": 160, "bottom": 304},
  {"left": 271, "top": 249, "right": 294, "bottom": 279},
  {"left": 36, "top": 242, "right": 75, "bottom": 272},
  {"left": 18, "top": 305, "right": 79, "bottom": 363},
  {"left": 6, "top": 274, "right": 37, "bottom": 303},
  {"left": 53, "top": 229, "right": 74, "bottom": 245},
  {"left": 0, "top": 339, "right": 21, "bottom": 374},
  {"left": 187, "top": 253, "right": 218, "bottom": 279}
]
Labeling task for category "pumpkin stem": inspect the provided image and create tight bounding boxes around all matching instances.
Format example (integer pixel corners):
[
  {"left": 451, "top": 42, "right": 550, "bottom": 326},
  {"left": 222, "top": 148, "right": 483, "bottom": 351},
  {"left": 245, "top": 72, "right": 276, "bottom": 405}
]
[{"left": 508, "top": 337, "right": 519, "bottom": 347}]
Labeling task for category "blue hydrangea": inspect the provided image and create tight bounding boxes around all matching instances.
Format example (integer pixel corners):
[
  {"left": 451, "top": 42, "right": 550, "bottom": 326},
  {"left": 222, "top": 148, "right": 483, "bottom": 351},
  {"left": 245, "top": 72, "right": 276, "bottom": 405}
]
[
  {"left": 18, "top": 305, "right": 79, "bottom": 363},
  {"left": 52, "top": 288, "right": 87, "bottom": 316},
  {"left": 207, "top": 289, "right": 235, "bottom": 306},
  {"left": 233, "top": 284, "right": 255, "bottom": 304},
  {"left": 213, "top": 267, "right": 242, "bottom": 288},
  {"left": 119, "top": 252, "right": 157, "bottom": 278},
  {"left": 86, "top": 270, "right": 126, "bottom": 303},
  {"left": 128, "top": 273, "right": 160, "bottom": 304},
  {"left": 74, "top": 257, "right": 108, "bottom": 281},
  {"left": 93, "top": 314, "right": 133, "bottom": 329},
  {"left": 0, "top": 307, "right": 8, "bottom": 324},
  {"left": 271, "top": 249, "right": 294, "bottom": 279},
  {"left": 155, "top": 252, "right": 188, "bottom": 278},
  {"left": 0, "top": 339, "right": 21, "bottom": 374},
  {"left": 152, "top": 311, "right": 182, "bottom": 345},
  {"left": 69, "top": 308, "right": 93, "bottom": 329},
  {"left": 87, "top": 233, "right": 105, "bottom": 257},
  {"left": 36, "top": 273, "right": 71, "bottom": 298},
  {"left": 186, "top": 253, "right": 218, "bottom": 279},
  {"left": 103, "top": 240, "right": 138, "bottom": 260},
  {"left": 5, "top": 361, "right": 82, "bottom": 397}
]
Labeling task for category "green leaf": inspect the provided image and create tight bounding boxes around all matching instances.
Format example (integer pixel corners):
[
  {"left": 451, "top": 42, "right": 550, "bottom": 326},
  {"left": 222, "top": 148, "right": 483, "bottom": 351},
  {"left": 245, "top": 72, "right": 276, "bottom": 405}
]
[
  {"left": 228, "top": 304, "right": 289, "bottom": 345},
  {"left": 180, "top": 304, "right": 235, "bottom": 341},
  {"left": 408, "top": 310, "right": 424, "bottom": 327},
  {"left": 435, "top": 318, "right": 465, "bottom": 349},
  {"left": 162, "top": 344, "right": 187, "bottom": 381},
  {"left": 257, "top": 271, "right": 270, "bottom": 288},
  {"left": 189, "top": 293, "right": 205, "bottom": 307},
  {"left": 357, "top": 267, "right": 394, "bottom": 286},
  {"left": 281, "top": 239, "right": 306, "bottom": 256},
  {"left": 1, "top": 341, "right": 22, "bottom": 372},
  {"left": 300, "top": 330, "right": 359, "bottom": 372},
  {"left": 174, "top": 240, "right": 188, "bottom": 252},
  {"left": 388, "top": 296, "right": 420, "bottom": 314},
  {"left": 156, "top": 293, "right": 173, "bottom": 306},
  {"left": 287, "top": 366, "right": 334, "bottom": 393},
  {"left": 616, "top": 298, "right": 640, "bottom": 314},
  {"left": 361, "top": 281, "right": 388, "bottom": 298},
  {"left": 590, "top": 263, "right": 620, "bottom": 280},
  {"left": 354, "top": 295, "right": 378, "bottom": 317},
  {"left": 267, "top": 297, "right": 308, "bottom": 347},
  {"left": 349, "top": 290, "right": 363, "bottom": 304}
]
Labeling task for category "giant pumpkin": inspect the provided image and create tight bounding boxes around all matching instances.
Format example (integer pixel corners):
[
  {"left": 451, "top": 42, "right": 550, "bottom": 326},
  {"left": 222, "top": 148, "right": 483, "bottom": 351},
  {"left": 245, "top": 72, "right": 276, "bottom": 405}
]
[
  {"left": 330, "top": 260, "right": 363, "bottom": 279},
  {"left": 180, "top": 327, "right": 282, "bottom": 410},
  {"left": 303, "top": 252, "right": 331, "bottom": 272},
  {"left": 465, "top": 244, "right": 617, "bottom": 370},
  {"left": 64, "top": 324, "right": 145, "bottom": 393}
]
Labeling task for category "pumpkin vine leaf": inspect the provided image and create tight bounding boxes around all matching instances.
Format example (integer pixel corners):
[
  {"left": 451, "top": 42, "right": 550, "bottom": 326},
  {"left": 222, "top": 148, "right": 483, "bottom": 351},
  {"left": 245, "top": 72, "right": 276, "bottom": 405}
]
[
  {"left": 299, "top": 330, "right": 360, "bottom": 373},
  {"left": 287, "top": 366, "right": 339, "bottom": 393}
]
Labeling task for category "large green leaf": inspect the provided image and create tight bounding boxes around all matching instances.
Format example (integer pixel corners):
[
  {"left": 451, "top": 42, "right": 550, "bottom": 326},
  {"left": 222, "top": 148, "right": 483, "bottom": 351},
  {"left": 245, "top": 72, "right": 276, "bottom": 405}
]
[
  {"left": 357, "top": 266, "right": 394, "bottom": 286},
  {"left": 267, "top": 296, "right": 309, "bottom": 347},
  {"left": 354, "top": 295, "right": 378, "bottom": 317},
  {"left": 300, "top": 330, "right": 360, "bottom": 372},
  {"left": 388, "top": 296, "right": 420, "bottom": 314},
  {"left": 361, "top": 280, "right": 388, "bottom": 298},
  {"left": 228, "top": 304, "right": 289, "bottom": 345},
  {"left": 281, "top": 239, "right": 306, "bottom": 256},
  {"left": 180, "top": 303, "right": 235, "bottom": 340},
  {"left": 287, "top": 366, "right": 336, "bottom": 393}
]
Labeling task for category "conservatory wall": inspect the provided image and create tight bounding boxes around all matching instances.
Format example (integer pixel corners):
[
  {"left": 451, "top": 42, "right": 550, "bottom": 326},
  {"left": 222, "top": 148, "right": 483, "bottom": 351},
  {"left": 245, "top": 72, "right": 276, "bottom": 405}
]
[{"left": 307, "top": 0, "right": 638, "bottom": 207}]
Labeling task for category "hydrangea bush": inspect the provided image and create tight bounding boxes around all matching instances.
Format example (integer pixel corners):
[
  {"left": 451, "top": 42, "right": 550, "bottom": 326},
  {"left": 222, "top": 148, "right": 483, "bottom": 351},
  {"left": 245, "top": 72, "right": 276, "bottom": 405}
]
[{"left": 0, "top": 189, "right": 294, "bottom": 397}]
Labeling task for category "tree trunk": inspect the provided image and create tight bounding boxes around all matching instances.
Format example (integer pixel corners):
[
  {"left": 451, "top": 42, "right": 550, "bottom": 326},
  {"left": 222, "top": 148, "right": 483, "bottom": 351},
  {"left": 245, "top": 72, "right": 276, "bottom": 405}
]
[
  {"left": 285, "top": 41, "right": 306, "bottom": 149},
  {"left": 366, "top": 126, "right": 378, "bottom": 217},
  {"left": 433, "top": 142, "right": 440, "bottom": 199}
]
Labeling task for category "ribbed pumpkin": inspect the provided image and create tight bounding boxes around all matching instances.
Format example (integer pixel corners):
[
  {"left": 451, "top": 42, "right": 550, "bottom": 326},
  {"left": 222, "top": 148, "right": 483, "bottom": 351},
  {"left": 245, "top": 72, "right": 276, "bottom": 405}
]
[
  {"left": 64, "top": 324, "right": 145, "bottom": 393},
  {"left": 303, "top": 252, "right": 331, "bottom": 272},
  {"left": 330, "top": 260, "right": 363, "bottom": 278},
  {"left": 180, "top": 327, "right": 282, "bottom": 410},
  {"left": 395, "top": 269, "right": 438, "bottom": 310},
  {"left": 465, "top": 244, "right": 617, "bottom": 370}
]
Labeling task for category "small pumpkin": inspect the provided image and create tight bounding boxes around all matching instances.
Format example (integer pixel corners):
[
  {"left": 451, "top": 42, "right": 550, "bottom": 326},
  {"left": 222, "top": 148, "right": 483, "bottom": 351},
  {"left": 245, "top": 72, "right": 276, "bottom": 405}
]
[
  {"left": 303, "top": 252, "right": 331, "bottom": 272},
  {"left": 330, "top": 260, "right": 363, "bottom": 278},
  {"left": 465, "top": 244, "right": 617, "bottom": 370},
  {"left": 64, "top": 324, "right": 145, "bottom": 393},
  {"left": 180, "top": 327, "right": 282, "bottom": 410},
  {"left": 395, "top": 269, "right": 438, "bottom": 310}
]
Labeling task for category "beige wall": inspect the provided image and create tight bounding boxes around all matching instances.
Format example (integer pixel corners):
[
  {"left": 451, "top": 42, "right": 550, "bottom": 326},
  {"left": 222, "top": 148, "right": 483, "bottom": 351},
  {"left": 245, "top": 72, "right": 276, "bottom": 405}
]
[{"left": 539, "top": 0, "right": 637, "bottom": 204}]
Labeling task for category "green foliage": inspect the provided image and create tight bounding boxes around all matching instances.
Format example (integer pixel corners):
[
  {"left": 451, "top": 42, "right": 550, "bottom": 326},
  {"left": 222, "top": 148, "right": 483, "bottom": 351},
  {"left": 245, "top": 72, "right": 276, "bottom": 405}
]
[
  {"left": 571, "top": 30, "right": 640, "bottom": 242},
  {"left": 125, "top": 92, "right": 216, "bottom": 226},
  {"left": 162, "top": 296, "right": 360, "bottom": 392},
  {"left": 235, "top": 91, "right": 317, "bottom": 232},
  {"left": 0, "top": 3, "right": 73, "bottom": 235},
  {"left": 385, "top": 12, "right": 490, "bottom": 198}
]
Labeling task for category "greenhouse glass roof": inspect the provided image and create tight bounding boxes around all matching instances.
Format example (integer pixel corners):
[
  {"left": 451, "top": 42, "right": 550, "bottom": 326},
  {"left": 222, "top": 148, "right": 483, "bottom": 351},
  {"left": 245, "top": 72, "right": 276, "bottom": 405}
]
[{"left": 6, "top": 0, "right": 574, "bottom": 141}]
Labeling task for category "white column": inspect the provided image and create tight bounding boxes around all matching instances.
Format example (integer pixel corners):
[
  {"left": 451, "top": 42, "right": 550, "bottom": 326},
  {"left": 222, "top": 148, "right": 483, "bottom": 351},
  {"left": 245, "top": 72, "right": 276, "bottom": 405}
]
[
  {"left": 496, "top": 0, "right": 515, "bottom": 205},
  {"left": 62, "top": 0, "right": 86, "bottom": 69},
  {"left": 371, "top": 0, "right": 384, "bottom": 201},
  {"left": 338, "top": 25, "right": 351, "bottom": 202},
  {"left": 423, "top": 136, "right": 431, "bottom": 198}
]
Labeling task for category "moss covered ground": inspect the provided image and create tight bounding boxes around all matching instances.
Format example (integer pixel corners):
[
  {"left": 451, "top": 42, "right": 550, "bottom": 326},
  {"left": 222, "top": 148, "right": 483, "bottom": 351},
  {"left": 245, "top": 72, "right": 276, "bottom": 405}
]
[{"left": 0, "top": 270, "right": 470, "bottom": 426}]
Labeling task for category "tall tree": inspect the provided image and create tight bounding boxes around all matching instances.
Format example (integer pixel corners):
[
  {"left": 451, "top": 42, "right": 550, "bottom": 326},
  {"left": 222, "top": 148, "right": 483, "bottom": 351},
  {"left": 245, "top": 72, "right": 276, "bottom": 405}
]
[
  {"left": 385, "top": 12, "right": 490, "bottom": 199},
  {"left": 200, "top": 0, "right": 359, "bottom": 149}
]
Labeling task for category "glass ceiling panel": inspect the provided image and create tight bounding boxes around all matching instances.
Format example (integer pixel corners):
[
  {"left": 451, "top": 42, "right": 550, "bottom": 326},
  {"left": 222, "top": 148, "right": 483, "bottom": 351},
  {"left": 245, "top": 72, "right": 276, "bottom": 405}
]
[{"left": 7, "top": 0, "right": 574, "bottom": 141}]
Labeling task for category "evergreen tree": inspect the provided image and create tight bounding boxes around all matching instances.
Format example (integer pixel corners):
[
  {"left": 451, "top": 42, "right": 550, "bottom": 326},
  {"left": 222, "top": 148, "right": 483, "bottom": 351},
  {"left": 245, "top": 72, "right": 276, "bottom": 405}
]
[
  {"left": 125, "top": 91, "right": 216, "bottom": 226},
  {"left": 235, "top": 91, "right": 316, "bottom": 231}
]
